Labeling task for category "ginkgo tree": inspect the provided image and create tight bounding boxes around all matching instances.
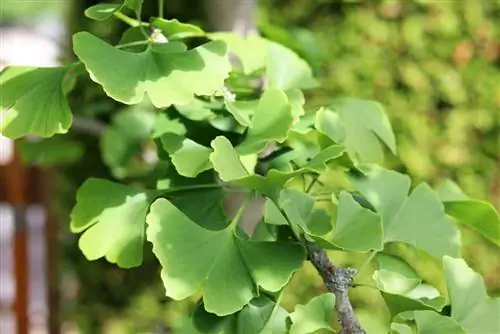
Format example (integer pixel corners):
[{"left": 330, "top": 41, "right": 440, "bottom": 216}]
[{"left": 1, "top": 1, "right": 499, "bottom": 333}]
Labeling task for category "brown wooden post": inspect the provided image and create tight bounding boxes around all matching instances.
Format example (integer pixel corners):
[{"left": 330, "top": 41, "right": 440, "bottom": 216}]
[{"left": 1, "top": 153, "right": 29, "bottom": 334}]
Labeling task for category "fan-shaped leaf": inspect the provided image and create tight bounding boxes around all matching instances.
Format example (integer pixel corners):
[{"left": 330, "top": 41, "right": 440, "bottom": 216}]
[
  {"left": 317, "top": 99, "right": 396, "bottom": 163},
  {"left": 349, "top": 167, "right": 460, "bottom": 259},
  {"left": 70, "top": 179, "right": 159, "bottom": 268},
  {"left": 73, "top": 32, "right": 231, "bottom": 108},
  {"left": 146, "top": 198, "right": 305, "bottom": 315},
  {"left": 1, "top": 66, "right": 72, "bottom": 139},
  {"left": 151, "top": 18, "right": 205, "bottom": 40},
  {"left": 288, "top": 293, "right": 335, "bottom": 334}
]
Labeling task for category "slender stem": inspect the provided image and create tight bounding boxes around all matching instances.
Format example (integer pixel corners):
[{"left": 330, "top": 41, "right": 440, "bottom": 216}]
[
  {"left": 163, "top": 183, "right": 224, "bottom": 194},
  {"left": 115, "top": 40, "right": 149, "bottom": 49},
  {"left": 113, "top": 12, "right": 149, "bottom": 27},
  {"left": 135, "top": 7, "right": 150, "bottom": 39},
  {"left": 158, "top": 0, "right": 164, "bottom": 18},
  {"left": 305, "top": 175, "right": 320, "bottom": 194}
]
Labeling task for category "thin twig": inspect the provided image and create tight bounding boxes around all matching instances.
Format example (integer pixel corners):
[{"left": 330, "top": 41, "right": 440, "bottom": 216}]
[
  {"left": 305, "top": 241, "right": 365, "bottom": 334},
  {"left": 71, "top": 116, "right": 106, "bottom": 136}
]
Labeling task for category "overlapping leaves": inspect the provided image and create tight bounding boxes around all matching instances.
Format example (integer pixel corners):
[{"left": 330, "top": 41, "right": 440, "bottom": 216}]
[
  {"left": 316, "top": 99, "right": 396, "bottom": 163},
  {"left": 210, "top": 136, "right": 347, "bottom": 198},
  {"left": 192, "top": 296, "right": 289, "bottom": 334},
  {"left": 146, "top": 198, "right": 305, "bottom": 315},
  {"left": 349, "top": 167, "right": 461, "bottom": 259},
  {"left": 73, "top": 32, "right": 231, "bottom": 107}
]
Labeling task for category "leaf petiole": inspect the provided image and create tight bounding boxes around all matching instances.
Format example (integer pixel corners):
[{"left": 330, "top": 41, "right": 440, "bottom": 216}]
[{"left": 113, "top": 11, "right": 149, "bottom": 27}]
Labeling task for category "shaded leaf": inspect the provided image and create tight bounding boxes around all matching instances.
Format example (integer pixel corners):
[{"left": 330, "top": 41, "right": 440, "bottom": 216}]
[
  {"left": 1, "top": 66, "right": 72, "bottom": 139},
  {"left": 18, "top": 137, "right": 84, "bottom": 166},
  {"left": 101, "top": 107, "right": 156, "bottom": 178},
  {"left": 146, "top": 198, "right": 305, "bottom": 315},
  {"left": 193, "top": 295, "right": 288, "bottom": 334},
  {"left": 73, "top": 32, "right": 230, "bottom": 107}
]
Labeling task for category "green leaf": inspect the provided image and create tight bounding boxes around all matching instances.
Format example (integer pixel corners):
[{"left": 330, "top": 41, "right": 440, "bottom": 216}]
[
  {"left": 349, "top": 167, "right": 461, "bottom": 259},
  {"left": 444, "top": 256, "right": 500, "bottom": 333},
  {"left": 379, "top": 291, "right": 439, "bottom": 319},
  {"left": 151, "top": 112, "right": 187, "bottom": 138},
  {"left": 171, "top": 189, "right": 227, "bottom": 230},
  {"left": 414, "top": 311, "right": 466, "bottom": 334},
  {"left": 208, "top": 33, "right": 267, "bottom": 74},
  {"left": 73, "top": 32, "right": 230, "bottom": 108},
  {"left": 437, "top": 180, "right": 500, "bottom": 246},
  {"left": 160, "top": 133, "right": 213, "bottom": 177},
  {"left": 70, "top": 179, "right": 158, "bottom": 268},
  {"left": 266, "top": 41, "right": 318, "bottom": 90},
  {"left": 286, "top": 89, "right": 306, "bottom": 120},
  {"left": 317, "top": 99, "right": 397, "bottom": 163},
  {"left": 101, "top": 107, "right": 156, "bottom": 178},
  {"left": 225, "top": 99, "right": 256, "bottom": 127},
  {"left": 0, "top": 66, "right": 72, "bottom": 139},
  {"left": 193, "top": 295, "right": 288, "bottom": 334},
  {"left": 373, "top": 253, "right": 421, "bottom": 294},
  {"left": 124, "top": 0, "right": 143, "bottom": 12},
  {"left": 18, "top": 137, "right": 84, "bottom": 166},
  {"left": 277, "top": 190, "right": 330, "bottom": 235},
  {"left": 390, "top": 322, "right": 412, "bottom": 334},
  {"left": 84, "top": 3, "right": 122, "bottom": 21},
  {"left": 211, "top": 136, "right": 347, "bottom": 198},
  {"left": 151, "top": 18, "right": 205, "bottom": 40},
  {"left": 288, "top": 293, "right": 335, "bottom": 334},
  {"left": 236, "top": 88, "right": 293, "bottom": 155},
  {"left": 175, "top": 98, "right": 217, "bottom": 121},
  {"left": 146, "top": 198, "right": 305, "bottom": 315},
  {"left": 328, "top": 191, "right": 383, "bottom": 252}
]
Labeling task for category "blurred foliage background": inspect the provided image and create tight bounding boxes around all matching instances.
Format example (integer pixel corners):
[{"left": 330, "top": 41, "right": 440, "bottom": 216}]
[{"left": 4, "top": 0, "right": 499, "bottom": 333}]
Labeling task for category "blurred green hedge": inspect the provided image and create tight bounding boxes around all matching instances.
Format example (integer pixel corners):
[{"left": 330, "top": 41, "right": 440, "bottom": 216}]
[{"left": 260, "top": 0, "right": 499, "bottom": 204}]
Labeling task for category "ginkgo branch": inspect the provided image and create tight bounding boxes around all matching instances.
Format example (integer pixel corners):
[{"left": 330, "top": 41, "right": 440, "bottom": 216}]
[{"left": 305, "top": 241, "right": 365, "bottom": 334}]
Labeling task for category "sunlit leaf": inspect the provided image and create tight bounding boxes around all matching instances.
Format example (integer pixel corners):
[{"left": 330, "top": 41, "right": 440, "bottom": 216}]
[
  {"left": 373, "top": 253, "right": 421, "bottom": 294},
  {"left": 70, "top": 179, "right": 159, "bottom": 268},
  {"left": 317, "top": 99, "right": 397, "bottom": 163},
  {"left": 444, "top": 256, "right": 500, "bottom": 333},
  {"left": 84, "top": 3, "right": 123, "bottom": 21},
  {"left": 236, "top": 88, "right": 293, "bottom": 155},
  {"left": 73, "top": 32, "right": 230, "bottom": 107},
  {"left": 160, "top": 133, "right": 212, "bottom": 178},
  {"left": 151, "top": 18, "right": 205, "bottom": 40},
  {"left": 146, "top": 198, "right": 305, "bottom": 315},
  {"left": 1, "top": 66, "right": 72, "bottom": 139},
  {"left": 349, "top": 167, "right": 461, "bottom": 259},
  {"left": 437, "top": 180, "right": 500, "bottom": 246},
  {"left": 414, "top": 311, "right": 466, "bottom": 334},
  {"left": 288, "top": 293, "right": 335, "bottom": 334}
]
